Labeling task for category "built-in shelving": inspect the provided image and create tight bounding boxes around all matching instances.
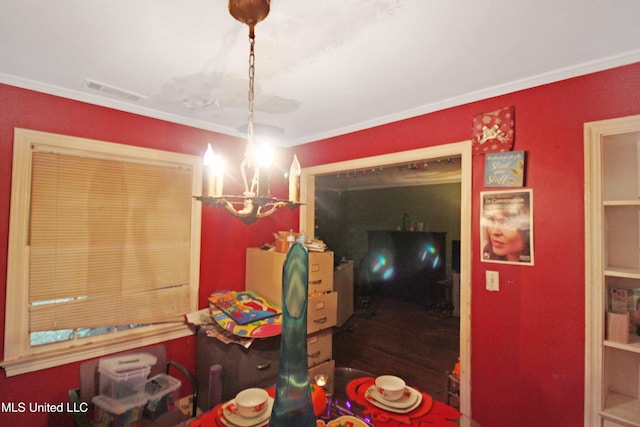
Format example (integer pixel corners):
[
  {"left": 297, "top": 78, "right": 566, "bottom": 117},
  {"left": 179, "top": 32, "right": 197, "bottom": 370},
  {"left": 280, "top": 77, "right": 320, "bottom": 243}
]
[{"left": 585, "top": 115, "right": 640, "bottom": 427}]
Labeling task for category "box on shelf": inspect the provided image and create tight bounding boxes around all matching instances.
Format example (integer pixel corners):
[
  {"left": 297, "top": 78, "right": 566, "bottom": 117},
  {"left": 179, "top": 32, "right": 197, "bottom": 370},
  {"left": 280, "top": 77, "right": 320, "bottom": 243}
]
[
  {"left": 275, "top": 230, "right": 299, "bottom": 253},
  {"left": 92, "top": 393, "right": 148, "bottom": 427},
  {"left": 608, "top": 312, "right": 630, "bottom": 344},
  {"left": 98, "top": 353, "right": 157, "bottom": 400},
  {"left": 144, "top": 373, "right": 181, "bottom": 419}
]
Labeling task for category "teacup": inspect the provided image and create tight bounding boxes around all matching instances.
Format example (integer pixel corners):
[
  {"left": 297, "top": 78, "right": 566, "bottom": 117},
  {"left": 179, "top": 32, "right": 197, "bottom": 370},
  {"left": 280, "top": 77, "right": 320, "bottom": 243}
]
[
  {"left": 375, "top": 375, "right": 406, "bottom": 401},
  {"left": 235, "top": 388, "right": 269, "bottom": 418}
]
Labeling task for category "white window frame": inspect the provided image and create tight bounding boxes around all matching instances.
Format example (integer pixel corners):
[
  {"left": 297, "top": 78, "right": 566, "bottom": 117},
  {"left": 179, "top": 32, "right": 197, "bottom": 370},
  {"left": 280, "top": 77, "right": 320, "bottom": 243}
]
[{"left": 2, "top": 129, "right": 202, "bottom": 376}]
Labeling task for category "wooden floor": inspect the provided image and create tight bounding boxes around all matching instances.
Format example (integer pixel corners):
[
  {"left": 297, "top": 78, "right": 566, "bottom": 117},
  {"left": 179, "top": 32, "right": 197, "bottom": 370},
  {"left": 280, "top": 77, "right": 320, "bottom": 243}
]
[{"left": 331, "top": 295, "right": 460, "bottom": 403}]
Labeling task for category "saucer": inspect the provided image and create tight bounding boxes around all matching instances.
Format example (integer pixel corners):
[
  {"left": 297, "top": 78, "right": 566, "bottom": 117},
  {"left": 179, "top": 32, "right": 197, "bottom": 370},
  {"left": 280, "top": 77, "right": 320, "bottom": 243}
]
[
  {"left": 221, "top": 397, "right": 273, "bottom": 427},
  {"left": 218, "top": 415, "right": 269, "bottom": 427},
  {"left": 366, "top": 385, "right": 418, "bottom": 408},
  {"left": 365, "top": 385, "right": 422, "bottom": 413}
]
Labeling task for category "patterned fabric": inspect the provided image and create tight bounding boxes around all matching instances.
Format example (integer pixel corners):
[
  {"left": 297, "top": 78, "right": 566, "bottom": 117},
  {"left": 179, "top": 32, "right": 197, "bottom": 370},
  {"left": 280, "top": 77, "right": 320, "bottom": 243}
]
[
  {"left": 188, "top": 379, "right": 462, "bottom": 427},
  {"left": 472, "top": 106, "right": 515, "bottom": 155}
]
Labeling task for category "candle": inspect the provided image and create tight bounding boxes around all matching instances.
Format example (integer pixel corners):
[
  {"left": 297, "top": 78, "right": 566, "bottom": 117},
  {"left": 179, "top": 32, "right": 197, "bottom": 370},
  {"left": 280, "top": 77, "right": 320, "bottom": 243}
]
[
  {"left": 314, "top": 373, "right": 328, "bottom": 388},
  {"left": 203, "top": 144, "right": 215, "bottom": 197},
  {"left": 203, "top": 144, "right": 224, "bottom": 197},
  {"left": 257, "top": 168, "right": 269, "bottom": 197},
  {"left": 289, "top": 154, "right": 301, "bottom": 202}
]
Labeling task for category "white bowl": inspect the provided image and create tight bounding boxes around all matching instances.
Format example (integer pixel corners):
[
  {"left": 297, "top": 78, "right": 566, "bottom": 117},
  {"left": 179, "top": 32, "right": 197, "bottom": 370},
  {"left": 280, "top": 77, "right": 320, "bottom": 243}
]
[
  {"left": 235, "top": 388, "right": 269, "bottom": 418},
  {"left": 375, "top": 375, "right": 406, "bottom": 401}
]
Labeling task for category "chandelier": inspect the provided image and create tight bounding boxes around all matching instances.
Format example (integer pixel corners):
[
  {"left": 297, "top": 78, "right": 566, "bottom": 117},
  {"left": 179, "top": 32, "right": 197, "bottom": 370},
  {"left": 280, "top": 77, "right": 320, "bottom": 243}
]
[{"left": 196, "top": 0, "right": 302, "bottom": 225}]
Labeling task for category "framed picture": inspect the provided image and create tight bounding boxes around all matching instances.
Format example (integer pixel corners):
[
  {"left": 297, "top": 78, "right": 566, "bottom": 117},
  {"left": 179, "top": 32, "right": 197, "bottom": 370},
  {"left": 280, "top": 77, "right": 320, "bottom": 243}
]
[
  {"left": 484, "top": 151, "right": 525, "bottom": 187},
  {"left": 480, "top": 189, "right": 534, "bottom": 265}
]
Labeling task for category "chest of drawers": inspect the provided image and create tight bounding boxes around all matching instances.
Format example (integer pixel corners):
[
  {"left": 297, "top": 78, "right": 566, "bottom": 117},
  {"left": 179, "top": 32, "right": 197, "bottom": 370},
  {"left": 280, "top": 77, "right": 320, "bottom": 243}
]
[{"left": 246, "top": 247, "right": 337, "bottom": 369}]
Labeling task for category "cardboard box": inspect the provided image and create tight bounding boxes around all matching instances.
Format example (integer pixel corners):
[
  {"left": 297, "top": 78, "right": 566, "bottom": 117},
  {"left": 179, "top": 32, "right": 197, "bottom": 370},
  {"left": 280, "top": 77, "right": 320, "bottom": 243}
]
[
  {"left": 608, "top": 312, "right": 630, "bottom": 343},
  {"left": 275, "top": 231, "right": 299, "bottom": 253}
]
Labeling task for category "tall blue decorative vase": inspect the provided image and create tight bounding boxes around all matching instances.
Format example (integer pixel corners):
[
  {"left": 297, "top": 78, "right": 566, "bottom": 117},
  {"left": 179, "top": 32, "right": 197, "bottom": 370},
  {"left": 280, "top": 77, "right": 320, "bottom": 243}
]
[{"left": 268, "top": 242, "right": 316, "bottom": 427}]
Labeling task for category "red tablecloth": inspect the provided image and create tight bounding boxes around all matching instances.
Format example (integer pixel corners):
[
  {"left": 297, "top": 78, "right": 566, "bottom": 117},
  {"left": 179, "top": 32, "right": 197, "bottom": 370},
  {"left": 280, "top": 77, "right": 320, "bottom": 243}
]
[
  {"left": 188, "top": 388, "right": 276, "bottom": 427},
  {"left": 345, "top": 376, "right": 461, "bottom": 427},
  {"left": 188, "top": 378, "right": 461, "bottom": 427}
]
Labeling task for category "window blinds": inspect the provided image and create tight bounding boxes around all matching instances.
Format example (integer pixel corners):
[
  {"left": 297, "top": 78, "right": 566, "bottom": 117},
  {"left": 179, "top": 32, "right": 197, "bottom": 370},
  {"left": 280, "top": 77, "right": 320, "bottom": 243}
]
[{"left": 29, "top": 151, "right": 193, "bottom": 331}]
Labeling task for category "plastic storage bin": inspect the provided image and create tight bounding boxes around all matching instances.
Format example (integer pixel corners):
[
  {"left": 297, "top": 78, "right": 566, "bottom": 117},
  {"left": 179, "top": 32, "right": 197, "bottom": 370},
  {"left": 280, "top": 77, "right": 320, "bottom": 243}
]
[
  {"left": 144, "top": 373, "right": 181, "bottom": 419},
  {"left": 92, "top": 393, "right": 148, "bottom": 427},
  {"left": 98, "top": 353, "right": 157, "bottom": 400}
]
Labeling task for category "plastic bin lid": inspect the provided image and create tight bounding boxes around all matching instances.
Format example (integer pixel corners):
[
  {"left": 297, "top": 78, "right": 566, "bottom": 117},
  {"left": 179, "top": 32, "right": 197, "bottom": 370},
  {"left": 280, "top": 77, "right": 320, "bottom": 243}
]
[
  {"left": 92, "top": 393, "right": 148, "bottom": 414},
  {"left": 145, "top": 374, "right": 182, "bottom": 399},
  {"left": 98, "top": 352, "right": 157, "bottom": 373}
]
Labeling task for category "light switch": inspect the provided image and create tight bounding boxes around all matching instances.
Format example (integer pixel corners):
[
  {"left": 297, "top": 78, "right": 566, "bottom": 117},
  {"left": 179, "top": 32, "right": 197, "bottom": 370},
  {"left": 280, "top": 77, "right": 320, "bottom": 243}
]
[{"left": 486, "top": 270, "right": 499, "bottom": 291}]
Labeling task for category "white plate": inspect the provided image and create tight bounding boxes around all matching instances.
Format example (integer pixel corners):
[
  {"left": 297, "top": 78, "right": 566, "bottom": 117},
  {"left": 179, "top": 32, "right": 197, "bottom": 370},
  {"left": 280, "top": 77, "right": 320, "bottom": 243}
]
[
  {"left": 218, "top": 415, "right": 270, "bottom": 427},
  {"left": 365, "top": 385, "right": 423, "bottom": 413},
  {"left": 221, "top": 397, "right": 273, "bottom": 427}
]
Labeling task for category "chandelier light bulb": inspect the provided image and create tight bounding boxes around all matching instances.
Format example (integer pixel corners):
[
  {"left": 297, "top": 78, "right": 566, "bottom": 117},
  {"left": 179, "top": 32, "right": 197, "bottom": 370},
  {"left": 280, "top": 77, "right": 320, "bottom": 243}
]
[{"left": 257, "top": 143, "right": 274, "bottom": 168}]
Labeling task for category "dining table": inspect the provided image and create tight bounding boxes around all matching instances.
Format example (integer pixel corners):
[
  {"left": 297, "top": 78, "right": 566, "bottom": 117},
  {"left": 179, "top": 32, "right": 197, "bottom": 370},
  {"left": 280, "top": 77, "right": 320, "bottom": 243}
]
[{"left": 185, "top": 366, "right": 480, "bottom": 427}]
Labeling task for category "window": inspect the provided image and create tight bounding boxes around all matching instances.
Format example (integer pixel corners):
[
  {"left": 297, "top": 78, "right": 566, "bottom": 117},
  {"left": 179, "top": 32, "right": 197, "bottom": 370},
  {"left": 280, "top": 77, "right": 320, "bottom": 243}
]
[{"left": 3, "top": 129, "right": 201, "bottom": 376}]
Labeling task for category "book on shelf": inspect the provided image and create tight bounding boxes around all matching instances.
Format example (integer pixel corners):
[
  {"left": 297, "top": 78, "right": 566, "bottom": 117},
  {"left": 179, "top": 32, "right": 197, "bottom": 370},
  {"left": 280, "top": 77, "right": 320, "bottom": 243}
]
[
  {"left": 606, "top": 288, "right": 640, "bottom": 342},
  {"left": 610, "top": 288, "right": 633, "bottom": 313}
]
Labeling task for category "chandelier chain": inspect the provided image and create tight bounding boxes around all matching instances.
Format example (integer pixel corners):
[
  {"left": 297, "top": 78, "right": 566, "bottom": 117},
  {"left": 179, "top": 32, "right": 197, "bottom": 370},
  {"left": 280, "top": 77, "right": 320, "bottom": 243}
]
[
  {"left": 241, "top": 34, "right": 258, "bottom": 195},
  {"left": 247, "top": 36, "right": 255, "bottom": 143}
]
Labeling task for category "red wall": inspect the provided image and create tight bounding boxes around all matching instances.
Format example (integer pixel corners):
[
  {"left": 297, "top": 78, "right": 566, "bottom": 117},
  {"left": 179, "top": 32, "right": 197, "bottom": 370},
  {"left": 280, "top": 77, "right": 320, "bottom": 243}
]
[
  {"left": 0, "top": 84, "right": 298, "bottom": 426},
  {"left": 0, "top": 62, "right": 639, "bottom": 426},
  {"left": 292, "top": 62, "right": 640, "bottom": 426}
]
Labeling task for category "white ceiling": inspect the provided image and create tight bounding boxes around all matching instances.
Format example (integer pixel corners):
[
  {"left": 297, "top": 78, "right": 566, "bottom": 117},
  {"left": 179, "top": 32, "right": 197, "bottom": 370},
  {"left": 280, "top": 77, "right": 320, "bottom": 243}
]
[{"left": 1, "top": 0, "right": 639, "bottom": 147}]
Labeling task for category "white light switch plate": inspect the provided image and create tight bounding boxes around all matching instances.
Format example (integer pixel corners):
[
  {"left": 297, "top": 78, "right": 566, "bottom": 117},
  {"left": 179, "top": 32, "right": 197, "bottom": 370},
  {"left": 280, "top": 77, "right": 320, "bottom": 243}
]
[{"left": 486, "top": 270, "right": 499, "bottom": 291}]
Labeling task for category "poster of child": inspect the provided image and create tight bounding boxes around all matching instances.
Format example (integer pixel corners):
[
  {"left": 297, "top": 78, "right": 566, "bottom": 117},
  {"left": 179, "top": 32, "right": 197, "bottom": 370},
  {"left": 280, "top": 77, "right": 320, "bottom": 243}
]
[{"left": 481, "top": 189, "right": 534, "bottom": 265}]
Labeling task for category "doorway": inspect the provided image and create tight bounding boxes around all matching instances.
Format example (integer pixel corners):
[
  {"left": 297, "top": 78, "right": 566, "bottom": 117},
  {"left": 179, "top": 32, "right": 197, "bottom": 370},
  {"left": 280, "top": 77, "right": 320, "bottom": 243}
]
[{"left": 299, "top": 141, "right": 472, "bottom": 416}]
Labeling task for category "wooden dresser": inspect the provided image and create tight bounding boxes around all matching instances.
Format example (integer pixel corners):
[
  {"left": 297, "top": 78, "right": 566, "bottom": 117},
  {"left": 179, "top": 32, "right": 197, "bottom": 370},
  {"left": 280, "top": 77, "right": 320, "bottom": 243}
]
[{"left": 245, "top": 248, "right": 337, "bottom": 389}]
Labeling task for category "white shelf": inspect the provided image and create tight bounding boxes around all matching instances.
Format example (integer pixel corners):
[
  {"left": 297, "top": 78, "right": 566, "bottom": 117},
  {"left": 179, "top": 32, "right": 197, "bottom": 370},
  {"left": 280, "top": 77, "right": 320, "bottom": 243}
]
[
  {"left": 606, "top": 268, "right": 640, "bottom": 279},
  {"left": 603, "top": 391, "right": 640, "bottom": 427},
  {"left": 604, "top": 200, "right": 640, "bottom": 206},
  {"left": 605, "top": 339, "right": 640, "bottom": 354}
]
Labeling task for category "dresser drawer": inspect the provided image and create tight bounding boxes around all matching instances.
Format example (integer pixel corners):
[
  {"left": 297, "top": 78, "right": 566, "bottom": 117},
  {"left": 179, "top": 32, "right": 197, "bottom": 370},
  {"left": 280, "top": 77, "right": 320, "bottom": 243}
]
[
  {"left": 308, "top": 251, "right": 334, "bottom": 294},
  {"left": 234, "top": 338, "right": 280, "bottom": 393},
  {"left": 246, "top": 248, "right": 335, "bottom": 306},
  {"left": 307, "top": 291, "right": 338, "bottom": 334},
  {"left": 307, "top": 329, "right": 332, "bottom": 367},
  {"left": 196, "top": 328, "right": 280, "bottom": 406}
]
